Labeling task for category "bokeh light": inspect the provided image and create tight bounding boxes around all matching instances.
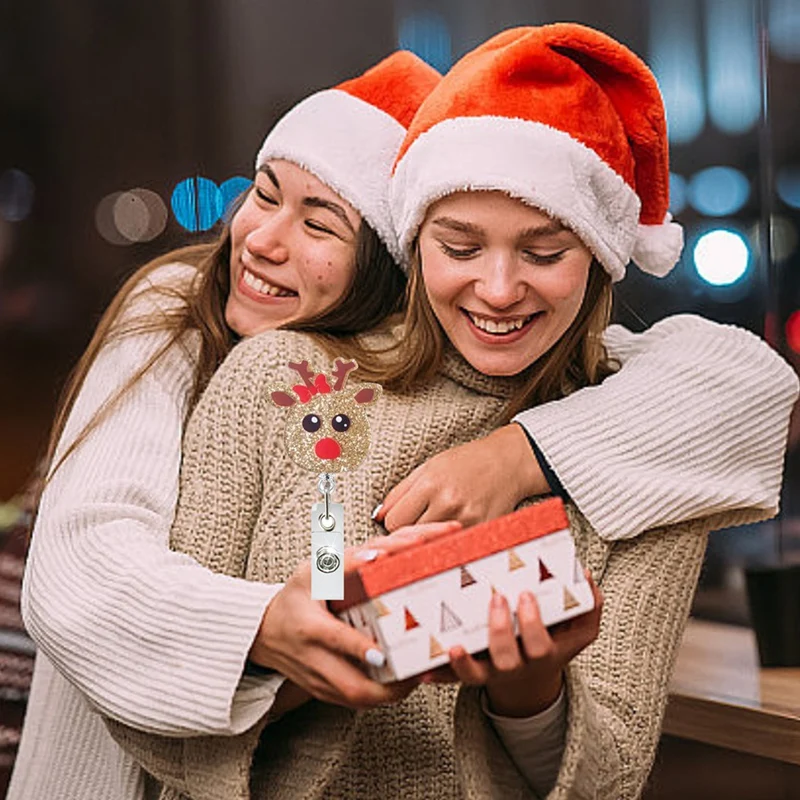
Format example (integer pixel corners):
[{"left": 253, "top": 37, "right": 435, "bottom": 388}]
[
  {"left": 220, "top": 176, "right": 252, "bottom": 220},
  {"left": 705, "top": 0, "right": 760, "bottom": 135},
  {"left": 669, "top": 173, "right": 688, "bottom": 216},
  {"left": 786, "top": 311, "right": 800, "bottom": 355},
  {"left": 171, "top": 177, "right": 223, "bottom": 232},
  {"left": 648, "top": 0, "right": 705, "bottom": 145},
  {"left": 397, "top": 11, "right": 452, "bottom": 73},
  {"left": 777, "top": 166, "right": 800, "bottom": 209},
  {"left": 693, "top": 229, "right": 750, "bottom": 286},
  {"left": 114, "top": 189, "right": 168, "bottom": 243},
  {"left": 95, "top": 191, "right": 131, "bottom": 245},
  {"left": 0, "top": 168, "right": 35, "bottom": 222},
  {"left": 770, "top": 0, "right": 800, "bottom": 61},
  {"left": 688, "top": 167, "right": 750, "bottom": 216}
]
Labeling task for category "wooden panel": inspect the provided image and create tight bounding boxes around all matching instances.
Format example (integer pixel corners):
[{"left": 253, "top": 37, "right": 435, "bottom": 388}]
[{"left": 664, "top": 619, "right": 800, "bottom": 765}]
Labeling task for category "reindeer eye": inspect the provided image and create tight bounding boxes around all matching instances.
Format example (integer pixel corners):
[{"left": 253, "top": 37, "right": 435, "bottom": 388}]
[
  {"left": 302, "top": 414, "right": 321, "bottom": 433},
  {"left": 331, "top": 414, "right": 350, "bottom": 432}
]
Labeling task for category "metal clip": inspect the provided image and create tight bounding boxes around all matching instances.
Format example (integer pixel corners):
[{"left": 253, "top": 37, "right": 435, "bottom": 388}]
[{"left": 311, "top": 473, "right": 344, "bottom": 600}]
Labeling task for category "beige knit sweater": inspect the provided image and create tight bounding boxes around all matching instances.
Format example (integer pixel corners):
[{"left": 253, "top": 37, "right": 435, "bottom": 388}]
[{"left": 108, "top": 329, "right": 710, "bottom": 800}]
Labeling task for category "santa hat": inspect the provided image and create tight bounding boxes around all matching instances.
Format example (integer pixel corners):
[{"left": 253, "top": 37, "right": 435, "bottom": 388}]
[
  {"left": 256, "top": 51, "right": 440, "bottom": 263},
  {"left": 390, "top": 24, "right": 683, "bottom": 281}
]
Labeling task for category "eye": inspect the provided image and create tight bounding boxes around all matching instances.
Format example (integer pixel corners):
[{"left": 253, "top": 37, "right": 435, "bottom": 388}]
[
  {"left": 302, "top": 414, "right": 321, "bottom": 433},
  {"left": 439, "top": 242, "right": 480, "bottom": 259},
  {"left": 255, "top": 187, "right": 278, "bottom": 205},
  {"left": 331, "top": 414, "right": 350, "bottom": 432},
  {"left": 305, "top": 220, "right": 335, "bottom": 235},
  {"left": 522, "top": 249, "right": 567, "bottom": 265}
]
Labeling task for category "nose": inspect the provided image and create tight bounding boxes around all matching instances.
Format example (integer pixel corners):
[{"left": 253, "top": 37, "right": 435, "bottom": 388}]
[
  {"left": 245, "top": 214, "right": 290, "bottom": 265},
  {"left": 474, "top": 253, "right": 525, "bottom": 309},
  {"left": 315, "top": 438, "right": 342, "bottom": 460}
]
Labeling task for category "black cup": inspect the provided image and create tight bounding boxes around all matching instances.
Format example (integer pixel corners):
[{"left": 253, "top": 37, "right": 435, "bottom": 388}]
[{"left": 744, "top": 563, "right": 800, "bottom": 667}]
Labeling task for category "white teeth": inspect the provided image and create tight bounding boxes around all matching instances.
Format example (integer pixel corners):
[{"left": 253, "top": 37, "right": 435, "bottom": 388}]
[
  {"left": 242, "top": 269, "right": 294, "bottom": 297},
  {"left": 468, "top": 312, "right": 530, "bottom": 334}
]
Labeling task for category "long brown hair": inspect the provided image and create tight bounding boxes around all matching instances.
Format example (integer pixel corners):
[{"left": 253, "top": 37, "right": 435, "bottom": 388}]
[
  {"left": 378, "top": 245, "right": 617, "bottom": 420},
  {"left": 41, "top": 211, "right": 405, "bottom": 492}
]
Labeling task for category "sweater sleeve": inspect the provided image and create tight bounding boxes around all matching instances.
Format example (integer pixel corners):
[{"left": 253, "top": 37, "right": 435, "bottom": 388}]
[
  {"left": 514, "top": 314, "right": 799, "bottom": 540},
  {"left": 547, "top": 518, "right": 708, "bottom": 799},
  {"left": 22, "top": 267, "right": 283, "bottom": 736}
]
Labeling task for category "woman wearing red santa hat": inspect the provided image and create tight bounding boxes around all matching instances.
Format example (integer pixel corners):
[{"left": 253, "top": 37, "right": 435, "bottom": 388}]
[{"left": 105, "top": 23, "right": 796, "bottom": 800}]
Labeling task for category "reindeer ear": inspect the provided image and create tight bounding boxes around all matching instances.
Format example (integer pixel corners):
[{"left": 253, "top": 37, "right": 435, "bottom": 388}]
[
  {"left": 271, "top": 390, "right": 296, "bottom": 408},
  {"left": 353, "top": 383, "right": 383, "bottom": 405}
]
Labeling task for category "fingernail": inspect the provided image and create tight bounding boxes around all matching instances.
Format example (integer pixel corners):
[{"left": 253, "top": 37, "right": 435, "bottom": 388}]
[
  {"left": 365, "top": 648, "right": 385, "bottom": 668},
  {"left": 357, "top": 549, "right": 380, "bottom": 562},
  {"left": 371, "top": 504, "right": 383, "bottom": 520}
]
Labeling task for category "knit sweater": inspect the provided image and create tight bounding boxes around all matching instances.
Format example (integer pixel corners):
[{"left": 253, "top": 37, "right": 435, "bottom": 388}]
[
  {"left": 107, "top": 329, "right": 717, "bottom": 799},
  {"left": 13, "top": 263, "right": 797, "bottom": 799}
]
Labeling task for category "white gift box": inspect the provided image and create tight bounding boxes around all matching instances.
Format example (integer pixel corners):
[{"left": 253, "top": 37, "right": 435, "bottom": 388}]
[{"left": 330, "top": 498, "right": 594, "bottom": 682}]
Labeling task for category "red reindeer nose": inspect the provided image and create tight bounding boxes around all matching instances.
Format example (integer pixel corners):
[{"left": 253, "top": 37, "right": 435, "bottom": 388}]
[{"left": 315, "top": 438, "right": 342, "bottom": 460}]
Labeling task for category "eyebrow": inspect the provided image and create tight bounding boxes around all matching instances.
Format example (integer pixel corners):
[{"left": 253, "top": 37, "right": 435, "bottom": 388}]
[
  {"left": 304, "top": 196, "right": 356, "bottom": 235},
  {"left": 258, "top": 163, "right": 280, "bottom": 189}
]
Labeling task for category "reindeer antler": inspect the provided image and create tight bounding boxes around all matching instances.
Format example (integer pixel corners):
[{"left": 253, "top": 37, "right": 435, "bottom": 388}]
[
  {"left": 288, "top": 361, "right": 316, "bottom": 390},
  {"left": 331, "top": 359, "right": 357, "bottom": 391}
]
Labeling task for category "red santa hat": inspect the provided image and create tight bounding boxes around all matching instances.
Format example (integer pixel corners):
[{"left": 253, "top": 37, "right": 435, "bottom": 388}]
[
  {"left": 256, "top": 51, "right": 440, "bottom": 263},
  {"left": 391, "top": 24, "right": 683, "bottom": 281}
]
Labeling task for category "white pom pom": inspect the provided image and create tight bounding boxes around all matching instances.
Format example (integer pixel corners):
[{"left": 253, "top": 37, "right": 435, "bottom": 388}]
[{"left": 631, "top": 213, "right": 684, "bottom": 277}]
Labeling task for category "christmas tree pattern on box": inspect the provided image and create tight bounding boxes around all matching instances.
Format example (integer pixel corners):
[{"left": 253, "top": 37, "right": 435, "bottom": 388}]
[{"left": 330, "top": 498, "right": 594, "bottom": 682}]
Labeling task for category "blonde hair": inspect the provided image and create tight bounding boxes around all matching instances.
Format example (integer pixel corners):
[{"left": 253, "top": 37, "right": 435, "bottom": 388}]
[{"left": 377, "top": 244, "right": 617, "bottom": 421}]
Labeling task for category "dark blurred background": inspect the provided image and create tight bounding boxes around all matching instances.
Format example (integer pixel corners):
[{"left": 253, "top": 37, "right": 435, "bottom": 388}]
[{"left": 1, "top": 0, "right": 799, "bottom": 792}]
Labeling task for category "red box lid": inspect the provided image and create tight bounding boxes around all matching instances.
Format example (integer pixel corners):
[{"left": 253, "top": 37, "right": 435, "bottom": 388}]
[{"left": 329, "top": 497, "right": 568, "bottom": 612}]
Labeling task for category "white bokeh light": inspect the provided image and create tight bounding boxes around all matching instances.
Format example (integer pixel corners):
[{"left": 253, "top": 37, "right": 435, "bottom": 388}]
[{"left": 693, "top": 229, "right": 750, "bottom": 286}]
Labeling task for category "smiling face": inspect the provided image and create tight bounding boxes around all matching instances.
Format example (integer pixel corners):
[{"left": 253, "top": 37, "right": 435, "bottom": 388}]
[
  {"left": 226, "top": 159, "right": 361, "bottom": 337},
  {"left": 418, "top": 191, "right": 593, "bottom": 376}
]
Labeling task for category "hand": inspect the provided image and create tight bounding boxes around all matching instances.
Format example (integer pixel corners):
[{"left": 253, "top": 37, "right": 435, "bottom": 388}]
[
  {"left": 249, "top": 521, "right": 461, "bottom": 710},
  {"left": 375, "top": 424, "right": 550, "bottom": 532},
  {"left": 423, "top": 573, "right": 603, "bottom": 718}
]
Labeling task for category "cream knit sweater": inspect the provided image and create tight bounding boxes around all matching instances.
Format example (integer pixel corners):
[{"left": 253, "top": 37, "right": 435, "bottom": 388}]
[
  {"left": 108, "top": 329, "right": 717, "bottom": 799},
  {"left": 14, "top": 264, "right": 797, "bottom": 799}
]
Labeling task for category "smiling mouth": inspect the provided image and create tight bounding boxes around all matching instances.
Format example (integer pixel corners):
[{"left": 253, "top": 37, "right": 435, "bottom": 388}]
[
  {"left": 242, "top": 267, "right": 297, "bottom": 298},
  {"left": 463, "top": 310, "right": 541, "bottom": 335}
]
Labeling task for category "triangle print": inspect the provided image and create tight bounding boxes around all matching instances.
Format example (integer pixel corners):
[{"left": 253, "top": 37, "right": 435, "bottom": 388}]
[
  {"left": 404, "top": 607, "right": 420, "bottom": 631},
  {"left": 508, "top": 549, "right": 526, "bottom": 571},
  {"left": 539, "top": 558, "right": 554, "bottom": 582},
  {"left": 429, "top": 635, "right": 445, "bottom": 659},
  {"left": 440, "top": 602, "right": 462, "bottom": 633},
  {"left": 563, "top": 586, "right": 580, "bottom": 611},
  {"left": 460, "top": 565, "right": 477, "bottom": 588},
  {"left": 374, "top": 599, "right": 391, "bottom": 617}
]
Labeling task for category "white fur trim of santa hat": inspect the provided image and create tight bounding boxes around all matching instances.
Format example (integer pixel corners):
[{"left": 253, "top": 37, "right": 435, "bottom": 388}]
[
  {"left": 391, "top": 115, "right": 683, "bottom": 281},
  {"left": 257, "top": 89, "right": 406, "bottom": 263}
]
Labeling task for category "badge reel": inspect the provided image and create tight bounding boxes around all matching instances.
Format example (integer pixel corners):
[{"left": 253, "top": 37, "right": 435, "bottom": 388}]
[{"left": 269, "top": 358, "right": 381, "bottom": 600}]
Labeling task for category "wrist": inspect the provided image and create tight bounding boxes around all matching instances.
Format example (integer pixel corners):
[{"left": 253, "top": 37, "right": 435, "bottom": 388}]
[
  {"left": 486, "top": 670, "right": 564, "bottom": 718},
  {"left": 497, "top": 424, "right": 550, "bottom": 500}
]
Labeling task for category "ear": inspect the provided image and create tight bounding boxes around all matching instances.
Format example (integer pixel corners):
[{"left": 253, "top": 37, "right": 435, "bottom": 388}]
[
  {"left": 270, "top": 390, "right": 296, "bottom": 408},
  {"left": 353, "top": 383, "right": 383, "bottom": 405}
]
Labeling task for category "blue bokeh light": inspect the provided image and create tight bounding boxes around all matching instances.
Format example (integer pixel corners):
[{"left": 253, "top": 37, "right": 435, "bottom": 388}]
[
  {"left": 0, "top": 168, "right": 35, "bottom": 222},
  {"left": 693, "top": 229, "right": 750, "bottom": 286},
  {"left": 648, "top": 0, "right": 706, "bottom": 145},
  {"left": 397, "top": 11, "right": 452, "bottom": 74},
  {"left": 688, "top": 167, "right": 750, "bottom": 217},
  {"left": 669, "top": 173, "right": 688, "bottom": 216},
  {"left": 171, "top": 177, "right": 223, "bottom": 232},
  {"left": 220, "top": 176, "right": 252, "bottom": 220},
  {"left": 770, "top": 0, "right": 800, "bottom": 61},
  {"left": 777, "top": 166, "right": 800, "bottom": 210}
]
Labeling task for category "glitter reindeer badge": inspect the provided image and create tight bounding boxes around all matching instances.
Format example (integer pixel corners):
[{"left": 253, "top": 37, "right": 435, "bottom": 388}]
[{"left": 270, "top": 359, "right": 381, "bottom": 600}]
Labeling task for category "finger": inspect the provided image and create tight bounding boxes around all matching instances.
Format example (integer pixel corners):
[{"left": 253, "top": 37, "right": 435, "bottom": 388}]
[
  {"left": 487, "top": 593, "right": 523, "bottom": 672},
  {"left": 391, "top": 520, "right": 462, "bottom": 541},
  {"left": 311, "top": 611, "right": 389, "bottom": 673},
  {"left": 447, "top": 645, "right": 491, "bottom": 686},
  {"left": 516, "top": 591, "right": 556, "bottom": 661},
  {"left": 376, "top": 464, "right": 426, "bottom": 523},
  {"left": 382, "top": 488, "right": 431, "bottom": 532}
]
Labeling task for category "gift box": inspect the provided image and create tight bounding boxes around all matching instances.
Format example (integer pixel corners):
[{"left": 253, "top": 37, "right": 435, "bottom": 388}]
[{"left": 329, "top": 497, "right": 594, "bottom": 682}]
